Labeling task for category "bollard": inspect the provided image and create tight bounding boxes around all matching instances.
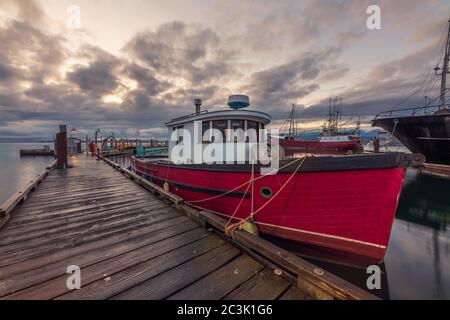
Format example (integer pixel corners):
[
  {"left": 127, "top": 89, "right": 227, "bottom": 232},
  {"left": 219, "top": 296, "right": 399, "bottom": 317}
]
[
  {"left": 56, "top": 125, "right": 68, "bottom": 168},
  {"left": 373, "top": 137, "right": 380, "bottom": 153}
]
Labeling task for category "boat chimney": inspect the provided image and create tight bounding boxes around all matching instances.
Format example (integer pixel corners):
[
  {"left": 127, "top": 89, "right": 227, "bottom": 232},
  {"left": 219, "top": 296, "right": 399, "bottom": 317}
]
[{"left": 194, "top": 98, "right": 202, "bottom": 114}]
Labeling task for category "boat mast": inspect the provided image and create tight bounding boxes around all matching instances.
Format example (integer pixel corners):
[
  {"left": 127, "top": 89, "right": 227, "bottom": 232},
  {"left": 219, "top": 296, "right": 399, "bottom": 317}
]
[
  {"left": 288, "top": 103, "right": 297, "bottom": 137},
  {"left": 434, "top": 19, "right": 450, "bottom": 110}
]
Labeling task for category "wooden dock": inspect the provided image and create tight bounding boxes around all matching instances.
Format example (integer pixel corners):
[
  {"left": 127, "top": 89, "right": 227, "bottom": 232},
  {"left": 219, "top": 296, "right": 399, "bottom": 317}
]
[{"left": 0, "top": 155, "right": 376, "bottom": 300}]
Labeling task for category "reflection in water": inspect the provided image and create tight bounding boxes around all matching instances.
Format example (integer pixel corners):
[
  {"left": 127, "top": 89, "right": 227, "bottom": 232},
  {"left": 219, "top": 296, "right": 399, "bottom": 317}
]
[
  {"left": 397, "top": 172, "right": 450, "bottom": 230},
  {"left": 385, "top": 171, "right": 450, "bottom": 300}
]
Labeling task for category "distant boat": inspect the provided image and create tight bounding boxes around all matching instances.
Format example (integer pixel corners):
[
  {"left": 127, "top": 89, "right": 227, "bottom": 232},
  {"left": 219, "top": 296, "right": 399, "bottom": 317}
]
[
  {"left": 279, "top": 100, "right": 361, "bottom": 156},
  {"left": 372, "top": 19, "right": 450, "bottom": 166}
]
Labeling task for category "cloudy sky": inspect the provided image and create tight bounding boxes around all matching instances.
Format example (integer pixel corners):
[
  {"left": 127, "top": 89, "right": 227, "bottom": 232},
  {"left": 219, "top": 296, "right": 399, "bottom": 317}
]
[{"left": 0, "top": 0, "right": 449, "bottom": 139}]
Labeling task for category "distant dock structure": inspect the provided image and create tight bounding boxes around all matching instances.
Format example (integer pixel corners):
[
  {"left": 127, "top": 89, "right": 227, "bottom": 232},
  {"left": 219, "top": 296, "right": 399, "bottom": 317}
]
[{"left": 19, "top": 145, "right": 54, "bottom": 156}]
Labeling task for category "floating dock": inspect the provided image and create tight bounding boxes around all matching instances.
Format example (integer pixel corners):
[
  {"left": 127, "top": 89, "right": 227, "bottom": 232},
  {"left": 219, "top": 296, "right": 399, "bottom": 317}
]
[
  {"left": 0, "top": 155, "right": 376, "bottom": 300},
  {"left": 19, "top": 149, "right": 55, "bottom": 156}
]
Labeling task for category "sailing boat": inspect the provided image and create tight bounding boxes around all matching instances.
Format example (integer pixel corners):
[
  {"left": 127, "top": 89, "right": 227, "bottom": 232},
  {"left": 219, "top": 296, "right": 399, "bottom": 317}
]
[
  {"left": 372, "top": 19, "right": 450, "bottom": 166},
  {"left": 280, "top": 98, "right": 361, "bottom": 156}
]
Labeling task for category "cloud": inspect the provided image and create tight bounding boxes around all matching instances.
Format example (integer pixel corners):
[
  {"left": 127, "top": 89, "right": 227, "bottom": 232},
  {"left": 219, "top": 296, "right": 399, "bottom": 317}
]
[
  {"left": 0, "top": 0, "right": 449, "bottom": 138},
  {"left": 124, "top": 21, "right": 238, "bottom": 85},
  {"left": 67, "top": 45, "right": 122, "bottom": 98},
  {"left": 241, "top": 47, "right": 344, "bottom": 118}
]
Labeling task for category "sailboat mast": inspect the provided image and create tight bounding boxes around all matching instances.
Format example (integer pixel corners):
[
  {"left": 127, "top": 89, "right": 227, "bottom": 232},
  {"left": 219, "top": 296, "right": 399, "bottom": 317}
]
[
  {"left": 439, "top": 19, "right": 450, "bottom": 110},
  {"left": 288, "top": 103, "right": 295, "bottom": 137}
]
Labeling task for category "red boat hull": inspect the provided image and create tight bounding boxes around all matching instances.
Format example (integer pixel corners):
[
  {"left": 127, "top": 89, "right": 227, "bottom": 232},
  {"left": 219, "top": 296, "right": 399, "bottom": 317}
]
[
  {"left": 131, "top": 155, "right": 406, "bottom": 262},
  {"left": 280, "top": 139, "right": 360, "bottom": 156}
]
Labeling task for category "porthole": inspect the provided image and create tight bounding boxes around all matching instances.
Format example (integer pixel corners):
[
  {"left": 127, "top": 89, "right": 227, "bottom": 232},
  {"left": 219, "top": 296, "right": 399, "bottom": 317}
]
[{"left": 260, "top": 187, "right": 273, "bottom": 199}]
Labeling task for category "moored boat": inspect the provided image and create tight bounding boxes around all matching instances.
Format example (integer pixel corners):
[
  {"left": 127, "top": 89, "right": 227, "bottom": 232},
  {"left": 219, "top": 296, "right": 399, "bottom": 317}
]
[
  {"left": 372, "top": 19, "right": 450, "bottom": 166},
  {"left": 279, "top": 100, "right": 361, "bottom": 157},
  {"left": 131, "top": 95, "right": 423, "bottom": 262}
]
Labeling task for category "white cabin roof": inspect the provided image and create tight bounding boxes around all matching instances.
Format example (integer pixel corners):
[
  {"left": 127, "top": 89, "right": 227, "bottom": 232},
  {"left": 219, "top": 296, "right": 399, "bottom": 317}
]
[{"left": 165, "top": 109, "right": 271, "bottom": 127}]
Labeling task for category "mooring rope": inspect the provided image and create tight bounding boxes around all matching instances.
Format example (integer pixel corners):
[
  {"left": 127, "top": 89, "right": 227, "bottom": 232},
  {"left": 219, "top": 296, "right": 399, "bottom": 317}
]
[
  {"left": 224, "top": 155, "right": 307, "bottom": 236},
  {"left": 185, "top": 156, "right": 306, "bottom": 205}
]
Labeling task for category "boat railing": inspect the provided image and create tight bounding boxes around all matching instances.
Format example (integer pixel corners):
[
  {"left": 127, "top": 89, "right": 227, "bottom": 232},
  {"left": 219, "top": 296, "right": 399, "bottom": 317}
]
[
  {"left": 374, "top": 104, "right": 449, "bottom": 120},
  {"left": 169, "top": 110, "right": 209, "bottom": 123}
]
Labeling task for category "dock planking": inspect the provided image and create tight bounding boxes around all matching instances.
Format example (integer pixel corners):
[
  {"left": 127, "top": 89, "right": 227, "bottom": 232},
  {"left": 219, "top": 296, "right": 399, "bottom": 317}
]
[{"left": 0, "top": 155, "right": 304, "bottom": 300}]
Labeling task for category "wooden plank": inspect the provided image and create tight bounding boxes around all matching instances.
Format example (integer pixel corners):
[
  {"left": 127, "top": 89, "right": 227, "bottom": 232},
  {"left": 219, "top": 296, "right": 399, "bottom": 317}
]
[
  {"left": 0, "top": 201, "right": 169, "bottom": 245},
  {"left": 7, "top": 197, "right": 149, "bottom": 225},
  {"left": 4, "top": 228, "right": 212, "bottom": 299},
  {"left": 0, "top": 210, "right": 185, "bottom": 267},
  {"left": 2, "top": 190, "right": 146, "bottom": 218},
  {"left": 58, "top": 236, "right": 227, "bottom": 300},
  {"left": 3, "top": 199, "right": 152, "bottom": 232},
  {"left": 168, "top": 255, "right": 264, "bottom": 300},
  {"left": 0, "top": 218, "right": 195, "bottom": 280},
  {"left": 0, "top": 220, "right": 200, "bottom": 296},
  {"left": 223, "top": 268, "right": 291, "bottom": 300},
  {"left": 279, "top": 285, "right": 311, "bottom": 300},
  {"left": 112, "top": 244, "right": 240, "bottom": 300}
]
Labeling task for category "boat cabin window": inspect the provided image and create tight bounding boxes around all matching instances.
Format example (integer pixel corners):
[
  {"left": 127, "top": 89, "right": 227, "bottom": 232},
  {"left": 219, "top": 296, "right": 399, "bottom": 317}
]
[
  {"left": 213, "top": 120, "right": 228, "bottom": 142},
  {"left": 230, "top": 120, "right": 245, "bottom": 142},
  {"left": 200, "top": 119, "right": 265, "bottom": 144},
  {"left": 173, "top": 125, "right": 184, "bottom": 144},
  {"left": 202, "top": 121, "right": 211, "bottom": 143},
  {"left": 246, "top": 120, "right": 260, "bottom": 142}
]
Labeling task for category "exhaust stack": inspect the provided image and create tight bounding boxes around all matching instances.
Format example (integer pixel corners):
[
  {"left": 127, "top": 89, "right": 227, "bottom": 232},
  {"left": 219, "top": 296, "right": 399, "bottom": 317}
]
[{"left": 194, "top": 98, "right": 202, "bottom": 114}]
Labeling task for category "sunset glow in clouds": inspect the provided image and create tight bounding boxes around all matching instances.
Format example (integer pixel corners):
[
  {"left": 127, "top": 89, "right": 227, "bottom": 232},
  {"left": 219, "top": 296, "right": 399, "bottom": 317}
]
[{"left": 0, "top": 0, "right": 449, "bottom": 138}]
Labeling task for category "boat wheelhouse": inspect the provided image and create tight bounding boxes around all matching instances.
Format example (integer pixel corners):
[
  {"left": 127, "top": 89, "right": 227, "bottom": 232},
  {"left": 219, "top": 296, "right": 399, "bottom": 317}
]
[{"left": 166, "top": 96, "right": 271, "bottom": 165}]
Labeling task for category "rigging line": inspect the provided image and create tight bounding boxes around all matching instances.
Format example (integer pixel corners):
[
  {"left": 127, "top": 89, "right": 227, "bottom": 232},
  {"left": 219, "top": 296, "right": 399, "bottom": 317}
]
[
  {"left": 185, "top": 156, "right": 305, "bottom": 204},
  {"left": 398, "top": 23, "right": 449, "bottom": 108},
  {"left": 225, "top": 155, "right": 308, "bottom": 236}
]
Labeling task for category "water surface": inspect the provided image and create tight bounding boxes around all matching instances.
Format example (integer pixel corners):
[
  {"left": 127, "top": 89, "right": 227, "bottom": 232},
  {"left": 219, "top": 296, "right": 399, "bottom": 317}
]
[{"left": 0, "top": 142, "right": 55, "bottom": 203}]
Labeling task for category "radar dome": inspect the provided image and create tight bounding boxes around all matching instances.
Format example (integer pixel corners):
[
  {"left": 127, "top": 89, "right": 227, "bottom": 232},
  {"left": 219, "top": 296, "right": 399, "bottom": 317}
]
[{"left": 227, "top": 95, "right": 250, "bottom": 109}]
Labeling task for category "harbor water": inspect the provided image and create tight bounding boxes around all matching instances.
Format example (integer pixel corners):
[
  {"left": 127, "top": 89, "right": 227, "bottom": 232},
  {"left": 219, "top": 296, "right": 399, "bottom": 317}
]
[
  {"left": 0, "top": 148, "right": 448, "bottom": 299},
  {"left": 0, "top": 142, "right": 55, "bottom": 203}
]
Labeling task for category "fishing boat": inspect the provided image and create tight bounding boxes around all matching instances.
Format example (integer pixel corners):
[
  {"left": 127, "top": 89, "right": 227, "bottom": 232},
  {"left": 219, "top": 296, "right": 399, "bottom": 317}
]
[
  {"left": 280, "top": 99, "right": 361, "bottom": 157},
  {"left": 372, "top": 19, "right": 450, "bottom": 166},
  {"left": 131, "top": 95, "right": 423, "bottom": 262}
]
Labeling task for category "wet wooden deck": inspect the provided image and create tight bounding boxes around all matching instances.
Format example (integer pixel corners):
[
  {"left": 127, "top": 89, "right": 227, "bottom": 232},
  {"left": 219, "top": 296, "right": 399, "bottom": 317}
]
[{"left": 0, "top": 155, "right": 308, "bottom": 300}]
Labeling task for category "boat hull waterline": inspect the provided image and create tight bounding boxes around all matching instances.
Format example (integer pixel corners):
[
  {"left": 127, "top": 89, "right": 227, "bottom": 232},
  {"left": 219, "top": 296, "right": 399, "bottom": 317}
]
[
  {"left": 372, "top": 114, "right": 450, "bottom": 165},
  {"left": 131, "top": 154, "right": 409, "bottom": 262}
]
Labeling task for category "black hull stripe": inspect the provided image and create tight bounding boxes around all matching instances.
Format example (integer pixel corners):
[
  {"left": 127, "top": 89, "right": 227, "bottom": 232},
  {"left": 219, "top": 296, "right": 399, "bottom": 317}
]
[
  {"left": 135, "top": 152, "right": 411, "bottom": 174},
  {"left": 136, "top": 171, "right": 250, "bottom": 198}
]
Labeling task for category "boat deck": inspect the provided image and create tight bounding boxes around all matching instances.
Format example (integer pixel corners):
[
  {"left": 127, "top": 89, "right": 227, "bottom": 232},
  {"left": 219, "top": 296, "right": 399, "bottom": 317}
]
[{"left": 0, "top": 155, "right": 307, "bottom": 300}]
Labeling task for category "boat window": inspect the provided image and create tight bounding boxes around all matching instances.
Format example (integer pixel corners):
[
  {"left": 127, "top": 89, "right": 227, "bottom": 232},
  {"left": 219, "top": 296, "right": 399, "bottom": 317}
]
[
  {"left": 213, "top": 120, "right": 227, "bottom": 142},
  {"left": 247, "top": 121, "right": 259, "bottom": 142},
  {"left": 202, "top": 121, "right": 211, "bottom": 143},
  {"left": 230, "top": 120, "right": 245, "bottom": 143},
  {"left": 175, "top": 125, "right": 184, "bottom": 144}
]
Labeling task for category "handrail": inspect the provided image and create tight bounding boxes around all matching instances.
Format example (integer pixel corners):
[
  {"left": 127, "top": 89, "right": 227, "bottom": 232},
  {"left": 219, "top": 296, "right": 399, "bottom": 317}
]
[{"left": 374, "top": 104, "right": 449, "bottom": 120}]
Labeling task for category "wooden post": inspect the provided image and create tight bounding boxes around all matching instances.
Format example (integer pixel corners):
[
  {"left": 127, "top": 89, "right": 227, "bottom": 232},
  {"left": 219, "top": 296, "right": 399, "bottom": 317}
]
[{"left": 55, "top": 125, "right": 68, "bottom": 168}]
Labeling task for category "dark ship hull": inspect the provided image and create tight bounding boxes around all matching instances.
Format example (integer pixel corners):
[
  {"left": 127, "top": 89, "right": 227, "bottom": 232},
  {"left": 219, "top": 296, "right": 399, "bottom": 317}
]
[{"left": 372, "top": 112, "right": 450, "bottom": 165}]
